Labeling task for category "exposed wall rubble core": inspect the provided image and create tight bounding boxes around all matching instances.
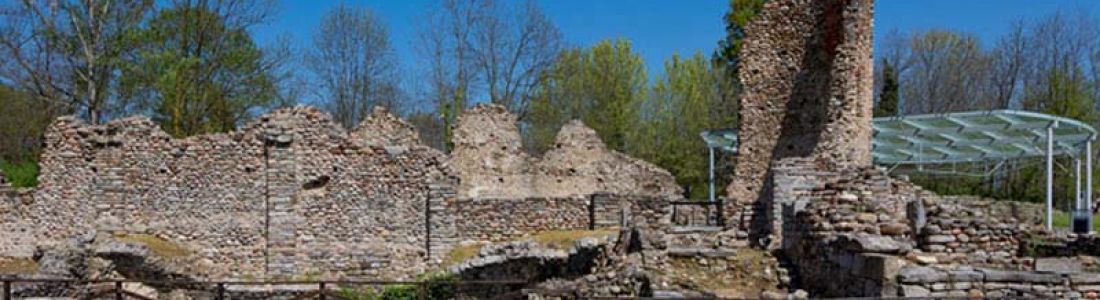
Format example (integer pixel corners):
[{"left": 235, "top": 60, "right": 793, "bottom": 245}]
[
  {"left": 726, "top": 0, "right": 875, "bottom": 226},
  {"left": 450, "top": 104, "right": 680, "bottom": 199},
  {"left": 1, "top": 104, "right": 684, "bottom": 281}
]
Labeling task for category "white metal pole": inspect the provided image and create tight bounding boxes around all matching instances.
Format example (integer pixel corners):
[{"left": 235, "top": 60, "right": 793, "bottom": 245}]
[
  {"left": 1077, "top": 157, "right": 1082, "bottom": 211},
  {"left": 1047, "top": 122, "right": 1056, "bottom": 230},
  {"left": 708, "top": 146, "right": 715, "bottom": 203},
  {"left": 1089, "top": 139, "right": 1094, "bottom": 232}
]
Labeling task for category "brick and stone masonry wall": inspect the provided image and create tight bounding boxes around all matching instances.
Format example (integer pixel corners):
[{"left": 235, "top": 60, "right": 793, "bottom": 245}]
[
  {"left": 446, "top": 194, "right": 668, "bottom": 243},
  {"left": 725, "top": 0, "right": 875, "bottom": 237},
  {"left": 1, "top": 107, "right": 455, "bottom": 280},
  {"left": 450, "top": 104, "right": 681, "bottom": 200},
  {"left": 1, "top": 104, "right": 686, "bottom": 280}
]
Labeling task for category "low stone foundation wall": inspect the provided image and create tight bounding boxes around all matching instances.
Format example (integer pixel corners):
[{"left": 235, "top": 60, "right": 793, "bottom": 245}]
[
  {"left": 898, "top": 266, "right": 1100, "bottom": 298},
  {"left": 450, "top": 197, "right": 590, "bottom": 242},
  {"left": 918, "top": 200, "right": 1025, "bottom": 267},
  {"left": 447, "top": 194, "right": 669, "bottom": 243}
]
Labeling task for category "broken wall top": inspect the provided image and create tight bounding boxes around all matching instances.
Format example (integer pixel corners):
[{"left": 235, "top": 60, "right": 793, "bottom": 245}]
[
  {"left": 352, "top": 106, "right": 423, "bottom": 148},
  {"left": 726, "top": 0, "right": 875, "bottom": 205},
  {"left": 449, "top": 104, "right": 680, "bottom": 199}
]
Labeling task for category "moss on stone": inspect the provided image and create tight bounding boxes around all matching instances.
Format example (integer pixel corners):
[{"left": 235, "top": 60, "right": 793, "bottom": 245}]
[
  {"left": 524, "top": 229, "right": 617, "bottom": 250},
  {"left": 0, "top": 257, "right": 38, "bottom": 274},
  {"left": 114, "top": 233, "right": 190, "bottom": 258}
]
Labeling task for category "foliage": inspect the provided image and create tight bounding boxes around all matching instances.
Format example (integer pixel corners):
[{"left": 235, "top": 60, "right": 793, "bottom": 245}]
[
  {"left": 120, "top": 4, "right": 282, "bottom": 137},
  {"left": 713, "top": 0, "right": 765, "bottom": 77},
  {"left": 379, "top": 284, "right": 419, "bottom": 299},
  {"left": 632, "top": 53, "right": 729, "bottom": 199},
  {"left": 0, "top": 85, "right": 55, "bottom": 162},
  {"left": 526, "top": 39, "right": 648, "bottom": 153},
  {"left": 1052, "top": 211, "right": 1100, "bottom": 232},
  {"left": 874, "top": 59, "right": 899, "bottom": 117},
  {"left": 420, "top": 272, "right": 458, "bottom": 300},
  {"left": 0, "top": 0, "right": 154, "bottom": 124},
  {"left": 417, "top": 0, "right": 563, "bottom": 151},
  {"left": 0, "top": 160, "right": 39, "bottom": 188},
  {"left": 308, "top": 3, "right": 400, "bottom": 129}
]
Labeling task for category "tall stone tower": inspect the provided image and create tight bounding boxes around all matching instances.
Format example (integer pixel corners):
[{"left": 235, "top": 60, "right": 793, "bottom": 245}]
[{"left": 725, "top": 0, "right": 875, "bottom": 235}]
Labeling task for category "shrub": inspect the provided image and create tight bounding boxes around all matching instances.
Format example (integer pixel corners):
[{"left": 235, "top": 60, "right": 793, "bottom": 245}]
[{"left": 0, "top": 159, "right": 38, "bottom": 188}]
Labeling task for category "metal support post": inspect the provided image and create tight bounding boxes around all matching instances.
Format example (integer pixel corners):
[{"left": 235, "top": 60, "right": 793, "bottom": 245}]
[
  {"left": 1089, "top": 139, "right": 1094, "bottom": 233},
  {"left": 1047, "top": 122, "right": 1057, "bottom": 230},
  {"left": 1077, "top": 158, "right": 1082, "bottom": 211},
  {"left": 708, "top": 146, "right": 716, "bottom": 203}
]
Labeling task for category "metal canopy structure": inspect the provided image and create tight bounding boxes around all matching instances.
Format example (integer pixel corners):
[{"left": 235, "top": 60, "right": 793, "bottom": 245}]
[
  {"left": 701, "top": 129, "right": 738, "bottom": 203},
  {"left": 872, "top": 110, "right": 1096, "bottom": 165},
  {"left": 702, "top": 110, "right": 1098, "bottom": 232},
  {"left": 872, "top": 110, "right": 1097, "bottom": 231}
]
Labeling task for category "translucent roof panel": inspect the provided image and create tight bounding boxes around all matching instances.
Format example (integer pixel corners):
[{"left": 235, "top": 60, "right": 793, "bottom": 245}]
[
  {"left": 872, "top": 110, "right": 1097, "bottom": 165},
  {"left": 701, "top": 129, "right": 738, "bottom": 153}
]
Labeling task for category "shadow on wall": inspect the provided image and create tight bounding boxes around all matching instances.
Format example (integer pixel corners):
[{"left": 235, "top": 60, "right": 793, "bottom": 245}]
[{"left": 747, "top": 0, "right": 847, "bottom": 244}]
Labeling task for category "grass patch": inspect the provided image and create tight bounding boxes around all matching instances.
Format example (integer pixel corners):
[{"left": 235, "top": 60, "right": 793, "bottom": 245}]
[
  {"left": 1052, "top": 211, "right": 1100, "bottom": 232},
  {"left": 0, "top": 159, "right": 38, "bottom": 188},
  {"left": 0, "top": 257, "right": 38, "bottom": 274},
  {"left": 662, "top": 248, "right": 781, "bottom": 299},
  {"left": 524, "top": 229, "right": 617, "bottom": 250},
  {"left": 443, "top": 243, "right": 483, "bottom": 266},
  {"left": 114, "top": 233, "right": 190, "bottom": 258}
]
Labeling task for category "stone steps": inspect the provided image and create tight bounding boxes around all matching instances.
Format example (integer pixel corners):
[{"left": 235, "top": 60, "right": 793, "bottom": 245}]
[
  {"left": 670, "top": 226, "right": 723, "bottom": 234},
  {"left": 667, "top": 247, "right": 738, "bottom": 257}
]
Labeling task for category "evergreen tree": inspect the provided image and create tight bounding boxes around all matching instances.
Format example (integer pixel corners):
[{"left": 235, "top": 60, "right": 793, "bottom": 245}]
[{"left": 874, "top": 60, "right": 900, "bottom": 117}]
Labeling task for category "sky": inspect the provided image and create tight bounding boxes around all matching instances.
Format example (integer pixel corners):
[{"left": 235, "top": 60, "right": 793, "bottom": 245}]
[{"left": 252, "top": 0, "right": 1100, "bottom": 86}]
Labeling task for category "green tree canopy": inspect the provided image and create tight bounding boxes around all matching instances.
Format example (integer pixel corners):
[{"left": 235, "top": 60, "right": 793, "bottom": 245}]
[
  {"left": 527, "top": 39, "right": 648, "bottom": 153},
  {"left": 121, "top": 5, "right": 281, "bottom": 137}
]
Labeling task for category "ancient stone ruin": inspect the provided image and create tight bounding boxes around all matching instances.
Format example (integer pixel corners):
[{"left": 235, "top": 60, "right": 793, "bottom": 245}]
[
  {"left": 5, "top": 0, "right": 1100, "bottom": 298},
  {"left": 449, "top": 104, "right": 680, "bottom": 199},
  {"left": 725, "top": 0, "right": 875, "bottom": 244}
]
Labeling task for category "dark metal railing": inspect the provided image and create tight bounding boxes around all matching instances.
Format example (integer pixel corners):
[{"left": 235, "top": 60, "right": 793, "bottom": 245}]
[
  {"left": 0, "top": 278, "right": 528, "bottom": 300},
  {"left": 669, "top": 199, "right": 724, "bottom": 227}
]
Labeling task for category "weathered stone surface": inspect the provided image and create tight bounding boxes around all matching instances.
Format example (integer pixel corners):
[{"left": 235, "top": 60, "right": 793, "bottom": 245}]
[
  {"left": 726, "top": 0, "right": 875, "bottom": 213},
  {"left": 450, "top": 104, "right": 680, "bottom": 199},
  {"left": 899, "top": 267, "right": 948, "bottom": 284},
  {"left": 1035, "top": 257, "right": 1083, "bottom": 274},
  {"left": 351, "top": 106, "right": 422, "bottom": 147}
]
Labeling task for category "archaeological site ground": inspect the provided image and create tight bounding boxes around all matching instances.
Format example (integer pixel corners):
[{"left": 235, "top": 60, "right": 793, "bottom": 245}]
[{"left": 6, "top": 0, "right": 1100, "bottom": 299}]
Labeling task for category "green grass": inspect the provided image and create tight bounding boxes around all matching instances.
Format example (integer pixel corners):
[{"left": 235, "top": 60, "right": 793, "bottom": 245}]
[
  {"left": 114, "top": 233, "right": 191, "bottom": 257},
  {"left": 1052, "top": 211, "right": 1100, "bottom": 232},
  {"left": 0, "top": 159, "right": 38, "bottom": 188}
]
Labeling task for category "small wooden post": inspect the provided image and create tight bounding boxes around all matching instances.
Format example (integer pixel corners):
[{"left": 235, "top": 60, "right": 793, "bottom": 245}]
[
  {"left": 318, "top": 282, "right": 327, "bottom": 300},
  {"left": 3, "top": 280, "right": 11, "bottom": 300},
  {"left": 588, "top": 194, "right": 597, "bottom": 230},
  {"left": 216, "top": 282, "right": 225, "bottom": 300},
  {"left": 115, "top": 281, "right": 123, "bottom": 300}
]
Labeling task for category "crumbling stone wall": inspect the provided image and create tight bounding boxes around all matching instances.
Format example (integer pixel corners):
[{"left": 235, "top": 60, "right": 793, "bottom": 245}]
[
  {"left": 447, "top": 194, "right": 669, "bottom": 243},
  {"left": 450, "top": 104, "right": 680, "bottom": 199},
  {"left": 2, "top": 107, "right": 454, "bottom": 280},
  {"left": 726, "top": 0, "right": 875, "bottom": 230}
]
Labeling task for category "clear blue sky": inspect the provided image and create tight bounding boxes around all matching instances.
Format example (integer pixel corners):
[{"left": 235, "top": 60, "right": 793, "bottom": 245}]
[{"left": 253, "top": 0, "right": 1100, "bottom": 79}]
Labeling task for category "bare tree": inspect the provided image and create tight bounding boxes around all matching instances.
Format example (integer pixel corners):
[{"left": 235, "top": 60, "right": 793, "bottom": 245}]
[
  {"left": 307, "top": 3, "right": 399, "bottom": 129},
  {"left": 469, "top": 0, "right": 564, "bottom": 119},
  {"left": 0, "top": 0, "right": 152, "bottom": 124},
  {"left": 415, "top": 0, "right": 563, "bottom": 150},
  {"left": 988, "top": 20, "right": 1028, "bottom": 109},
  {"left": 900, "top": 30, "right": 990, "bottom": 114}
]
